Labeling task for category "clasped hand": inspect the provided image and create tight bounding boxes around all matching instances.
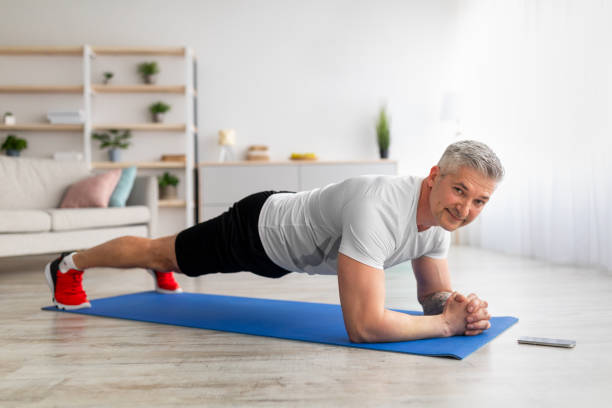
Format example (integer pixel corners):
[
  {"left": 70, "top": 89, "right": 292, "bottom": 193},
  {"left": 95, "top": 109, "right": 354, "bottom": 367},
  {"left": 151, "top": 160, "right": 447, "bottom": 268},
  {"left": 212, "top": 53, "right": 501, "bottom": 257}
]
[{"left": 443, "top": 292, "right": 491, "bottom": 336}]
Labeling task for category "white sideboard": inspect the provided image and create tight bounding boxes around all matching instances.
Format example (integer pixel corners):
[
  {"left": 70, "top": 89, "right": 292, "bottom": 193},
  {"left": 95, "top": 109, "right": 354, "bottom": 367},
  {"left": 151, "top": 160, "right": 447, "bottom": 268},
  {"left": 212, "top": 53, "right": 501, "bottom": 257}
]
[{"left": 199, "top": 160, "right": 398, "bottom": 221}]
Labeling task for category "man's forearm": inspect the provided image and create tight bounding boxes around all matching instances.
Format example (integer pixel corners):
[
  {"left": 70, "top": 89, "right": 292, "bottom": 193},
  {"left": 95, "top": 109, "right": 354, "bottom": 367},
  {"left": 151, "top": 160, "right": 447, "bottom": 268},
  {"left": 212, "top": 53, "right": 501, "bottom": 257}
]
[
  {"left": 420, "top": 291, "right": 452, "bottom": 315},
  {"left": 354, "top": 308, "right": 450, "bottom": 343}
]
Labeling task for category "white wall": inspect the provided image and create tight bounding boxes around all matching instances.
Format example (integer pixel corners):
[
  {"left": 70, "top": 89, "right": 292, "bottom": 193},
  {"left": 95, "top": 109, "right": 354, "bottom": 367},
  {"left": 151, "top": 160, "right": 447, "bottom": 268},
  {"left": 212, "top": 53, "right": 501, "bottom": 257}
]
[
  {"left": 451, "top": 0, "right": 612, "bottom": 271},
  {"left": 0, "top": 0, "right": 459, "bottom": 170}
]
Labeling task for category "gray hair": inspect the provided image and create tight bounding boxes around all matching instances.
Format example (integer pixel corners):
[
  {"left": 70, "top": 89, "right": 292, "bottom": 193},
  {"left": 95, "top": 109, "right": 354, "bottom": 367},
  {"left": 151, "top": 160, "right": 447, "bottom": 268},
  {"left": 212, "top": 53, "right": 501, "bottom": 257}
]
[{"left": 437, "top": 140, "right": 505, "bottom": 181}]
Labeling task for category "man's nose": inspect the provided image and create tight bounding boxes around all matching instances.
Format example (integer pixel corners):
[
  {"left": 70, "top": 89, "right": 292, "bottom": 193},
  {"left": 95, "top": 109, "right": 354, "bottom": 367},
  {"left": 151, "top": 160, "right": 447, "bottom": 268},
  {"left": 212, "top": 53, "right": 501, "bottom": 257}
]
[{"left": 456, "top": 202, "right": 470, "bottom": 219}]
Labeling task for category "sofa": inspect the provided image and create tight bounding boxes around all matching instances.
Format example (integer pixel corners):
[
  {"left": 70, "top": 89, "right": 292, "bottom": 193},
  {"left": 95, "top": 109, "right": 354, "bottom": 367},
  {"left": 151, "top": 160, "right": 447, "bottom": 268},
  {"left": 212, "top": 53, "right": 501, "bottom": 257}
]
[{"left": 0, "top": 156, "right": 157, "bottom": 257}]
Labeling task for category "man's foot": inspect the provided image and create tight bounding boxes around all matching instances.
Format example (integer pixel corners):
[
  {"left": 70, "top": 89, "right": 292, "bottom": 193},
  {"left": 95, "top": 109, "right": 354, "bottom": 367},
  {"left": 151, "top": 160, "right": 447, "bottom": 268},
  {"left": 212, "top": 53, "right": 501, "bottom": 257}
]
[
  {"left": 44, "top": 252, "right": 91, "bottom": 310},
  {"left": 148, "top": 269, "right": 183, "bottom": 294}
]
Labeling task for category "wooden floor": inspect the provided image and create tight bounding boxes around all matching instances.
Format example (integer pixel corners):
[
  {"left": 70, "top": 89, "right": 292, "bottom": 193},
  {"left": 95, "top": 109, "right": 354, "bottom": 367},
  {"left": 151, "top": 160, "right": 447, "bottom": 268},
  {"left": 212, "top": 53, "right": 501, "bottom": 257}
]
[{"left": 1, "top": 246, "right": 610, "bottom": 407}]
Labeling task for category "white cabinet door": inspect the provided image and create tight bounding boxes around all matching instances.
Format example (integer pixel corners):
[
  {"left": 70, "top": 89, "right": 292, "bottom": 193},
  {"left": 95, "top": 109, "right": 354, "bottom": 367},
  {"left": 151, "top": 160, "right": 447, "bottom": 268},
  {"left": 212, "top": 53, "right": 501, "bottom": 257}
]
[
  {"left": 201, "top": 165, "right": 300, "bottom": 205},
  {"left": 299, "top": 162, "right": 397, "bottom": 190}
]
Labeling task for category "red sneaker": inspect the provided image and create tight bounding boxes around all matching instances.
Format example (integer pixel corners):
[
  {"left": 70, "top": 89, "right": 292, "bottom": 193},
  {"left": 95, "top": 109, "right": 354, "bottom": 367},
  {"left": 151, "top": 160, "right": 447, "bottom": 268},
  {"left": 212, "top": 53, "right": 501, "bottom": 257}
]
[
  {"left": 148, "top": 269, "right": 183, "bottom": 294},
  {"left": 44, "top": 252, "right": 91, "bottom": 310}
]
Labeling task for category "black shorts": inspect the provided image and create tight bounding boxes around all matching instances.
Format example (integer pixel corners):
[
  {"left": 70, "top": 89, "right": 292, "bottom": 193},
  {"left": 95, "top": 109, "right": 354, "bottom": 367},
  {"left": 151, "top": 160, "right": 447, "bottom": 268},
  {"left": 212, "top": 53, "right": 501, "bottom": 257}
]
[{"left": 175, "top": 191, "right": 293, "bottom": 278}]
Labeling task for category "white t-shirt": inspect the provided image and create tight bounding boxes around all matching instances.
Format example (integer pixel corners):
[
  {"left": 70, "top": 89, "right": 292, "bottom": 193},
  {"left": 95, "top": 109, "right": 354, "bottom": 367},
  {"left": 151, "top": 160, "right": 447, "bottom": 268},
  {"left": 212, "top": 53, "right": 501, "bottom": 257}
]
[{"left": 258, "top": 175, "right": 450, "bottom": 275}]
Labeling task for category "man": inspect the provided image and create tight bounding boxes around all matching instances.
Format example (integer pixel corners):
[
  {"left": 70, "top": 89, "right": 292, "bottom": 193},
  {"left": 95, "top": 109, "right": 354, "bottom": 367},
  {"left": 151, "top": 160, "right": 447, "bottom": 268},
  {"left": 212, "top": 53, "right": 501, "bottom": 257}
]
[{"left": 45, "top": 140, "right": 503, "bottom": 343}]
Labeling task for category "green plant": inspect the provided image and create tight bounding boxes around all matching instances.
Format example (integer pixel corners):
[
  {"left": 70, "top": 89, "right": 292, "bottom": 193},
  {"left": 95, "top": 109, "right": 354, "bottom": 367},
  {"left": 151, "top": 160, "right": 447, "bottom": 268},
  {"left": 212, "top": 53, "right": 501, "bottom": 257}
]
[
  {"left": 4, "top": 112, "right": 13, "bottom": 116},
  {"left": 138, "top": 61, "right": 160, "bottom": 77},
  {"left": 103, "top": 72, "right": 114, "bottom": 80},
  {"left": 158, "top": 172, "right": 179, "bottom": 187},
  {"left": 376, "top": 107, "right": 390, "bottom": 151},
  {"left": 92, "top": 129, "right": 132, "bottom": 150},
  {"left": 1, "top": 134, "right": 27, "bottom": 151},
  {"left": 150, "top": 101, "right": 171, "bottom": 114}
]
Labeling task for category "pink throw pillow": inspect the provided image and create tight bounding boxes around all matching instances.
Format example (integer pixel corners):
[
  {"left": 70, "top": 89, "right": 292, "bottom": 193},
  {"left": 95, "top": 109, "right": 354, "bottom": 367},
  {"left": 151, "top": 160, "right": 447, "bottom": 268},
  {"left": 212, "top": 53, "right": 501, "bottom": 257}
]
[{"left": 60, "top": 169, "right": 122, "bottom": 208}]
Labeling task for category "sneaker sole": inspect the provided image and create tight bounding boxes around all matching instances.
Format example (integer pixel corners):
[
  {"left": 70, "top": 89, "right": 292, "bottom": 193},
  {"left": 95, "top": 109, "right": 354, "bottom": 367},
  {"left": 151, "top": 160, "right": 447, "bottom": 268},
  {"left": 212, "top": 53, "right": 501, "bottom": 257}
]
[
  {"left": 44, "top": 261, "right": 91, "bottom": 310},
  {"left": 147, "top": 269, "right": 183, "bottom": 294}
]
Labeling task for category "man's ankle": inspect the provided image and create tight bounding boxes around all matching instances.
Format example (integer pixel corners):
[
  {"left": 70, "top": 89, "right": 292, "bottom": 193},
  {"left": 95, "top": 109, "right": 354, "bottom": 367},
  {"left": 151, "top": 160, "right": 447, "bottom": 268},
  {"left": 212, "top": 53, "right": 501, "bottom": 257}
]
[
  {"left": 72, "top": 252, "right": 84, "bottom": 270},
  {"left": 59, "top": 252, "right": 83, "bottom": 273}
]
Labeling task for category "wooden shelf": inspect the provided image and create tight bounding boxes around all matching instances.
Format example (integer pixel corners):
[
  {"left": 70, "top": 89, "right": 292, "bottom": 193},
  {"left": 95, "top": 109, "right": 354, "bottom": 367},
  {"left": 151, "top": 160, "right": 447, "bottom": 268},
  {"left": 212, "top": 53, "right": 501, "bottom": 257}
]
[
  {"left": 92, "top": 161, "right": 186, "bottom": 169},
  {"left": 0, "top": 85, "right": 83, "bottom": 93},
  {"left": 159, "top": 199, "right": 186, "bottom": 208},
  {"left": 92, "top": 123, "right": 187, "bottom": 131},
  {"left": 0, "top": 123, "right": 190, "bottom": 132},
  {"left": 91, "top": 85, "right": 186, "bottom": 94},
  {"left": 0, "top": 124, "right": 83, "bottom": 131},
  {"left": 0, "top": 46, "right": 185, "bottom": 57},
  {"left": 0, "top": 46, "right": 83, "bottom": 56},
  {"left": 91, "top": 46, "right": 185, "bottom": 56}
]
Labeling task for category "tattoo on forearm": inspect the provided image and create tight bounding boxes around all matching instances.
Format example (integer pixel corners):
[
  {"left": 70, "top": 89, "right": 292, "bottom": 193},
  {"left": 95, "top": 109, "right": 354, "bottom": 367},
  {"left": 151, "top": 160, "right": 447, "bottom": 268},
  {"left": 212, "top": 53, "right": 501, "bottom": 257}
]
[{"left": 421, "top": 291, "right": 453, "bottom": 315}]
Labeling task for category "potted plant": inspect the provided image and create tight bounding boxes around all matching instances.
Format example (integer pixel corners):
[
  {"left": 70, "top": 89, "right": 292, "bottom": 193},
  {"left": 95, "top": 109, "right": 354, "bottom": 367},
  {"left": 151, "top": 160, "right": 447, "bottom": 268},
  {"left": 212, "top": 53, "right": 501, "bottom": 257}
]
[
  {"left": 92, "top": 129, "right": 132, "bottom": 162},
  {"left": 376, "top": 107, "right": 391, "bottom": 159},
  {"left": 149, "top": 101, "right": 171, "bottom": 123},
  {"left": 138, "top": 61, "right": 160, "bottom": 84},
  {"left": 103, "top": 71, "right": 114, "bottom": 85},
  {"left": 158, "top": 172, "right": 179, "bottom": 200},
  {"left": 1, "top": 134, "right": 27, "bottom": 156},
  {"left": 3, "top": 112, "right": 15, "bottom": 125}
]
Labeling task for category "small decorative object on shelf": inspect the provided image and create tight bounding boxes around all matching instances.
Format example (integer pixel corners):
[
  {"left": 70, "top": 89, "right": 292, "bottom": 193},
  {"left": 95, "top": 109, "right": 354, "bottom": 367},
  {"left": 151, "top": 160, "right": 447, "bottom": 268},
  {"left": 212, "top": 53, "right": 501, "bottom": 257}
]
[
  {"left": 290, "top": 152, "right": 317, "bottom": 161},
  {"left": 138, "top": 61, "right": 160, "bottom": 84},
  {"left": 149, "top": 101, "right": 171, "bottom": 123},
  {"left": 92, "top": 129, "right": 132, "bottom": 162},
  {"left": 1, "top": 134, "right": 27, "bottom": 157},
  {"left": 161, "top": 154, "right": 186, "bottom": 162},
  {"left": 47, "top": 110, "right": 84, "bottom": 124},
  {"left": 158, "top": 171, "right": 179, "bottom": 199},
  {"left": 218, "top": 129, "right": 236, "bottom": 162},
  {"left": 246, "top": 145, "right": 270, "bottom": 161},
  {"left": 376, "top": 106, "right": 391, "bottom": 159},
  {"left": 3, "top": 112, "right": 15, "bottom": 125},
  {"left": 102, "top": 71, "right": 114, "bottom": 85}
]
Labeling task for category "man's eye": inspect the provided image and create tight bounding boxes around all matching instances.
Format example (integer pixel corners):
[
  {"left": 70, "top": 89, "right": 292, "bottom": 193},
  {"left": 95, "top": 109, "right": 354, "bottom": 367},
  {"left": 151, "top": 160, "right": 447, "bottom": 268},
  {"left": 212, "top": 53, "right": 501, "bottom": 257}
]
[
  {"left": 454, "top": 187, "right": 463, "bottom": 195},
  {"left": 475, "top": 200, "right": 484, "bottom": 206}
]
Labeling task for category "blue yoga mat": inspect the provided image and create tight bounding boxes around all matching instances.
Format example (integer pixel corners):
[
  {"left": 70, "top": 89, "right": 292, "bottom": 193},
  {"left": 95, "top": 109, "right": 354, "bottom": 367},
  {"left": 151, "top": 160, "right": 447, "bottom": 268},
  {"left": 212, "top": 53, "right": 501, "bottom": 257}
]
[{"left": 43, "top": 291, "right": 518, "bottom": 359}]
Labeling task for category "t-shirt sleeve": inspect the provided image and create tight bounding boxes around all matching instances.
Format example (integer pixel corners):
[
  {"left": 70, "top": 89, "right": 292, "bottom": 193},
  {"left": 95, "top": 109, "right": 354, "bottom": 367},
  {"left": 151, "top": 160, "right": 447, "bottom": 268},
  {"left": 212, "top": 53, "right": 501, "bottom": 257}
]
[
  {"left": 424, "top": 230, "right": 451, "bottom": 259},
  {"left": 338, "top": 199, "right": 395, "bottom": 269}
]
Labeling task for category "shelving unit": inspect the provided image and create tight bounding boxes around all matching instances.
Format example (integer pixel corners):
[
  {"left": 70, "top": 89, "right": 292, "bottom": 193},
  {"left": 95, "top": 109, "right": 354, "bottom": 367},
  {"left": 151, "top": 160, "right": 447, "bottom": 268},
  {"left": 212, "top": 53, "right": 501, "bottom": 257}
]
[{"left": 0, "top": 45, "right": 197, "bottom": 230}]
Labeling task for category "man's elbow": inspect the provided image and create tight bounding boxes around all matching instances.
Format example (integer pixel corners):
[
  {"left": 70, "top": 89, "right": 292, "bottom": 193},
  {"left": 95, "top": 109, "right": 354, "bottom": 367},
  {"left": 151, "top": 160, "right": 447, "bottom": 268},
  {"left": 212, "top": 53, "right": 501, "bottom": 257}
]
[
  {"left": 346, "top": 321, "right": 380, "bottom": 344},
  {"left": 347, "top": 330, "right": 368, "bottom": 344}
]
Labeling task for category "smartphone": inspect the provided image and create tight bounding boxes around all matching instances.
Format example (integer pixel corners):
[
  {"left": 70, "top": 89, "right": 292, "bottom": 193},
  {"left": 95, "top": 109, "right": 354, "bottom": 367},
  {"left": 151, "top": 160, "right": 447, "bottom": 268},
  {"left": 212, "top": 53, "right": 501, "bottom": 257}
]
[{"left": 517, "top": 336, "right": 576, "bottom": 348}]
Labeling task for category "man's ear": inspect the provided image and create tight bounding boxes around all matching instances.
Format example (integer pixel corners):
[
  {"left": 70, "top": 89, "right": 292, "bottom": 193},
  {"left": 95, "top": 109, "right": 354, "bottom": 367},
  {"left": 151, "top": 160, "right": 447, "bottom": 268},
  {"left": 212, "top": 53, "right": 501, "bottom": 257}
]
[{"left": 427, "top": 166, "right": 441, "bottom": 187}]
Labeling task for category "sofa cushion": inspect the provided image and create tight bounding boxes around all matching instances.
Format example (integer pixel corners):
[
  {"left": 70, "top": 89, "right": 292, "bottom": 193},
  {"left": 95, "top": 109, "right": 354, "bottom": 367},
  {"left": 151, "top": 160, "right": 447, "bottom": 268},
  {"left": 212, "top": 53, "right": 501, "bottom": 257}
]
[
  {"left": 47, "top": 206, "right": 151, "bottom": 231},
  {"left": 60, "top": 169, "right": 122, "bottom": 208},
  {"left": 109, "top": 166, "right": 137, "bottom": 207},
  {"left": 0, "top": 210, "right": 51, "bottom": 233},
  {"left": 0, "top": 156, "right": 90, "bottom": 210}
]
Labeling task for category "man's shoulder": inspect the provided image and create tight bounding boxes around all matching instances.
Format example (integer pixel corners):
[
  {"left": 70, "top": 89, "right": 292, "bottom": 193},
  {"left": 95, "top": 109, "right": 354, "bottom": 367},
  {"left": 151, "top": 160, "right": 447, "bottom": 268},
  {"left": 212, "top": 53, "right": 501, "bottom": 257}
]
[{"left": 342, "top": 174, "right": 420, "bottom": 195}]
